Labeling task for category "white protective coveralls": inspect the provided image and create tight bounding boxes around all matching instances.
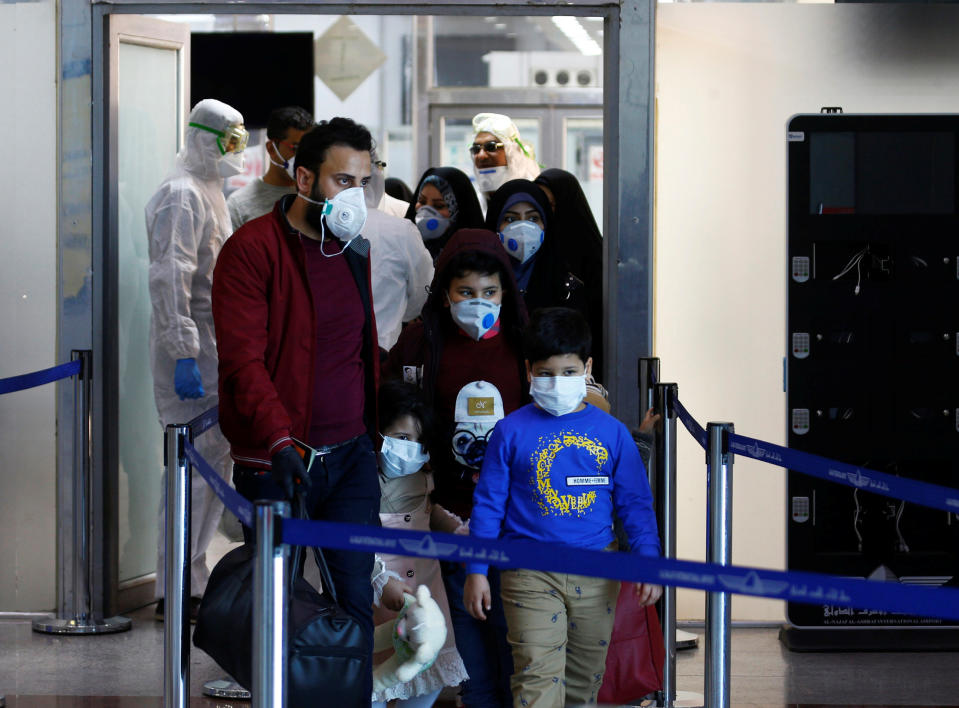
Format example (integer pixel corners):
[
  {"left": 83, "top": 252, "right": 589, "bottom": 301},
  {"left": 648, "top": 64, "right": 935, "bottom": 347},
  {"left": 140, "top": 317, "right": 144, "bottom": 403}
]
[
  {"left": 145, "top": 98, "right": 241, "bottom": 600},
  {"left": 471, "top": 112, "right": 541, "bottom": 206},
  {"left": 364, "top": 162, "right": 434, "bottom": 349}
]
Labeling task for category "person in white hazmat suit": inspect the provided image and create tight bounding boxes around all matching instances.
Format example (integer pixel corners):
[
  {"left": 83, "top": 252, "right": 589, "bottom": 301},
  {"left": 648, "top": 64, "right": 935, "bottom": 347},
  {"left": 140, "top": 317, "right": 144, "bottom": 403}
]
[
  {"left": 363, "top": 153, "right": 434, "bottom": 350},
  {"left": 470, "top": 112, "right": 541, "bottom": 208},
  {"left": 145, "top": 98, "right": 248, "bottom": 619}
]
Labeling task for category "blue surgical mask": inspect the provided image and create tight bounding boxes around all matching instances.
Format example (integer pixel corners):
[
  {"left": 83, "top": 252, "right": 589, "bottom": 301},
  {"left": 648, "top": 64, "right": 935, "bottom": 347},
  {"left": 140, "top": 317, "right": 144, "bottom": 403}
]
[
  {"left": 379, "top": 435, "right": 429, "bottom": 479},
  {"left": 499, "top": 220, "right": 544, "bottom": 264}
]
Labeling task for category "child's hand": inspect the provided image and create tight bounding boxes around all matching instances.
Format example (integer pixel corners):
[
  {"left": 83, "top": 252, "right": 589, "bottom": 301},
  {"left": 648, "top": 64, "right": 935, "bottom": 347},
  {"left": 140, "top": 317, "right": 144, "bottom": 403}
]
[
  {"left": 464, "top": 573, "right": 491, "bottom": 621},
  {"left": 638, "top": 407, "right": 662, "bottom": 434},
  {"left": 382, "top": 577, "right": 414, "bottom": 612},
  {"left": 634, "top": 582, "right": 663, "bottom": 606}
]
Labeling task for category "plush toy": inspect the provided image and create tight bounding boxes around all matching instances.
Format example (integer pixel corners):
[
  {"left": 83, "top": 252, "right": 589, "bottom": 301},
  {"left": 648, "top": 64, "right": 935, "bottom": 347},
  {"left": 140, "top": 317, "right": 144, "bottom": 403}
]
[{"left": 372, "top": 584, "right": 448, "bottom": 693}]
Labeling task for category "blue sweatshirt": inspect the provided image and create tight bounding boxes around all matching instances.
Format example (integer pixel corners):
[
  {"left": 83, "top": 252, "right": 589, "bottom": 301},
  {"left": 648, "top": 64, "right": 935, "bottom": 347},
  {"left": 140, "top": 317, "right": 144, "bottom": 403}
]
[{"left": 467, "top": 402, "right": 661, "bottom": 575}]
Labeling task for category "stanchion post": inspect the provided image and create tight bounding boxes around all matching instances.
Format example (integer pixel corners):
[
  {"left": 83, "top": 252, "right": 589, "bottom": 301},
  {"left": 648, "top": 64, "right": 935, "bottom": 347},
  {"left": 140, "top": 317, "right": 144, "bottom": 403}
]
[
  {"left": 655, "top": 383, "right": 678, "bottom": 706},
  {"left": 706, "top": 422, "right": 734, "bottom": 708},
  {"left": 33, "top": 350, "right": 130, "bottom": 635},
  {"left": 163, "top": 424, "right": 191, "bottom": 708},
  {"left": 253, "top": 500, "right": 290, "bottom": 708}
]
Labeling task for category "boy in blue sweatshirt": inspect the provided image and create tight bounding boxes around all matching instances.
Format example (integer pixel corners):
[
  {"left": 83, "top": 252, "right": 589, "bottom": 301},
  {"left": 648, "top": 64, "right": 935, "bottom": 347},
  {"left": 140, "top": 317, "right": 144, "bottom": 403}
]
[{"left": 464, "top": 306, "right": 662, "bottom": 708}]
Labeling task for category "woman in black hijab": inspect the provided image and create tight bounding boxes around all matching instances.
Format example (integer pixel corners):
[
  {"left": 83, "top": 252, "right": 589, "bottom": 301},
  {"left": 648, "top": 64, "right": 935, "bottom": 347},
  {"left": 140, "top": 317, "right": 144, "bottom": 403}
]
[
  {"left": 405, "top": 167, "right": 485, "bottom": 261},
  {"left": 485, "top": 177, "right": 604, "bottom": 379}
]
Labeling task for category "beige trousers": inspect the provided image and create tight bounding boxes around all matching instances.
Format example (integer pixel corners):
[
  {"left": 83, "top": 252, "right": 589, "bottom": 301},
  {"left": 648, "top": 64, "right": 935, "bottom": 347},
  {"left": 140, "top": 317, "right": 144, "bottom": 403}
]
[{"left": 500, "top": 566, "right": 620, "bottom": 707}]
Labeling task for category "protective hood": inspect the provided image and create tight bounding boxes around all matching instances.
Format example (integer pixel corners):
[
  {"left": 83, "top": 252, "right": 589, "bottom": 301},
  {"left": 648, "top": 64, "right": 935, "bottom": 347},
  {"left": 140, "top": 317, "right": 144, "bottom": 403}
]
[
  {"left": 483, "top": 179, "right": 552, "bottom": 234},
  {"left": 405, "top": 167, "right": 485, "bottom": 256},
  {"left": 178, "top": 98, "right": 244, "bottom": 182},
  {"left": 421, "top": 228, "right": 527, "bottom": 331},
  {"left": 471, "top": 112, "right": 541, "bottom": 185}
]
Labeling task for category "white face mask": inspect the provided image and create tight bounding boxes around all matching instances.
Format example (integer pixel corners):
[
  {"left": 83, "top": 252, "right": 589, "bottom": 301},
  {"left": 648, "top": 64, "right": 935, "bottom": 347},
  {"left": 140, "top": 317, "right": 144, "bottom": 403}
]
[
  {"left": 268, "top": 142, "right": 296, "bottom": 181},
  {"left": 415, "top": 206, "right": 451, "bottom": 241},
  {"left": 499, "top": 220, "right": 544, "bottom": 264},
  {"left": 448, "top": 296, "right": 501, "bottom": 341},
  {"left": 475, "top": 165, "right": 508, "bottom": 193},
  {"left": 298, "top": 186, "right": 368, "bottom": 256},
  {"left": 530, "top": 375, "right": 587, "bottom": 417},
  {"left": 379, "top": 435, "right": 429, "bottom": 479},
  {"left": 217, "top": 150, "right": 245, "bottom": 177}
]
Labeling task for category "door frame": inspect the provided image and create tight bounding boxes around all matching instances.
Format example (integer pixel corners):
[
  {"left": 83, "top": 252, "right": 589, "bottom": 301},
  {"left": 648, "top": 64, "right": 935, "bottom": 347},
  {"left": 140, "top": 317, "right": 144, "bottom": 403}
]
[{"left": 64, "top": 0, "right": 654, "bottom": 614}]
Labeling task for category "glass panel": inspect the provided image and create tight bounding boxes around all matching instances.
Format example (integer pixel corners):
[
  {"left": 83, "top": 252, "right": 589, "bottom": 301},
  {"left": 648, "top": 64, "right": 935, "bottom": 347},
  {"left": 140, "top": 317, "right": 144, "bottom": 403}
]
[
  {"left": 440, "top": 116, "right": 541, "bottom": 182},
  {"left": 433, "top": 16, "right": 603, "bottom": 89},
  {"left": 117, "top": 40, "right": 180, "bottom": 582},
  {"left": 564, "top": 117, "right": 604, "bottom": 227}
]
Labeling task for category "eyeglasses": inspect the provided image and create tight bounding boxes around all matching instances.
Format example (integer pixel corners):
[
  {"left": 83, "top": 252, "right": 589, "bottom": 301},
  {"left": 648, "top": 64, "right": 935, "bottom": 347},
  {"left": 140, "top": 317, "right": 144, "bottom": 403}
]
[{"left": 469, "top": 140, "right": 505, "bottom": 155}]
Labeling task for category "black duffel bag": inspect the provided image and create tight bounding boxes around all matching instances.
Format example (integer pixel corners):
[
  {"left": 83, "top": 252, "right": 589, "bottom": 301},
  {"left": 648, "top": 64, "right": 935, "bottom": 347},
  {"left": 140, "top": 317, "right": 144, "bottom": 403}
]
[{"left": 193, "top": 507, "right": 369, "bottom": 707}]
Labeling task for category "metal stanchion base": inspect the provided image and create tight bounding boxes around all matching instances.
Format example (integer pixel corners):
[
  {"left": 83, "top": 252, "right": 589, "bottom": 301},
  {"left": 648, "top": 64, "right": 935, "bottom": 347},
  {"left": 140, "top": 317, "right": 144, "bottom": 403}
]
[
  {"left": 203, "top": 678, "right": 251, "bottom": 700},
  {"left": 676, "top": 627, "right": 700, "bottom": 650},
  {"left": 31, "top": 616, "right": 131, "bottom": 635}
]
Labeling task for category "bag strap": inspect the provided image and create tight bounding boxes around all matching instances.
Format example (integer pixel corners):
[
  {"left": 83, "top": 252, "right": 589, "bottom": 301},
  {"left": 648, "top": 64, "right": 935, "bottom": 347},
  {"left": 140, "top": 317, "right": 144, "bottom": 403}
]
[{"left": 289, "top": 493, "right": 340, "bottom": 605}]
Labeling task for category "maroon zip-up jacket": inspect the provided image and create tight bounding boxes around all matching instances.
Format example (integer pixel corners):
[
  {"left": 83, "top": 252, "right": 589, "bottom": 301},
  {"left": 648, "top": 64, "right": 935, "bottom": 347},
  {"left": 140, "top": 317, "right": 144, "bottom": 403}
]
[{"left": 212, "top": 195, "right": 379, "bottom": 469}]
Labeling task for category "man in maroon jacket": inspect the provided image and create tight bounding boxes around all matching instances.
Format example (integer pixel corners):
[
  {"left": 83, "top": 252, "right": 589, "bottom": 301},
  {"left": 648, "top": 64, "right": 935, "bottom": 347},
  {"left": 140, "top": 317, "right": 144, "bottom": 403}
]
[{"left": 212, "top": 117, "right": 380, "bottom": 701}]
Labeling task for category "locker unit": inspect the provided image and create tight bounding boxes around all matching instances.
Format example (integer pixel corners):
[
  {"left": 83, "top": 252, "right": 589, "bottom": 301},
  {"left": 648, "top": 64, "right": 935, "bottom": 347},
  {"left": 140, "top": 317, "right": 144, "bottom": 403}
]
[{"left": 785, "top": 114, "right": 959, "bottom": 637}]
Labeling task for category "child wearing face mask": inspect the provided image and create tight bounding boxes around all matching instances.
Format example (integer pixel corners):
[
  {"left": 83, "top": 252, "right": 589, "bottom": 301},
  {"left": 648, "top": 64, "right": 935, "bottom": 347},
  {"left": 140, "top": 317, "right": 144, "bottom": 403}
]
[
  {"left": 385, "top": 228, "right": 529, "bottom": 708},
  {"left": 371, "top": 380, "right": 469, "bottom": 708},
  {"left": 464, "top": 307, "right": 663, "bottom": 708}
]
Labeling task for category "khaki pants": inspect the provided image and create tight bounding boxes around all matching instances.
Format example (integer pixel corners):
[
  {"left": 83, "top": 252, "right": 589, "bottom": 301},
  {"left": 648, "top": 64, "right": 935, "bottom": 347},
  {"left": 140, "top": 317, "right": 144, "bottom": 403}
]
[{"left": 500, "top": 566, "right": 620, "bottom": 707}]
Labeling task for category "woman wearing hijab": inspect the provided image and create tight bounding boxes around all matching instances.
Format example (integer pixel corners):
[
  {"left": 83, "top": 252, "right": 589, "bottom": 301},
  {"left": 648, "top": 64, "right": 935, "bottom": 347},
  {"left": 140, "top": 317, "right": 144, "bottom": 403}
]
[
  {"left": 405, "top": 167, "right": 485, "bottom": 261},
  {"left": 484, "top": 178, "right": 604, "bottom": 379},
  {"left": 534, "top": 168, "right": 605, "bottom": 376}
]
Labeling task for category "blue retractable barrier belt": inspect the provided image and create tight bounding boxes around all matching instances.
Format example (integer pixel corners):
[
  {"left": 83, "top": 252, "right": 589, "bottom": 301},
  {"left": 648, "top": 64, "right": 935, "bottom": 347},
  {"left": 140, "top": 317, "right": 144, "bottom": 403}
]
[
  {"left": 187, "top": 405, "right": 219, "bottom": 439},
  {"left": 183, "top": 440, "right": 253, "bottom": 529},
  {"left": 282, "top": 517, "right": 959, "bottom": 621},
  {"left": 184, "top": 426, "right": 959, "bottom": 621},
  {"left": 728, "top": 432, "right": 959, "bottom": 516},
  {"left": 673, "top": 397, "right": 707, "bottom": 449},
  {"left": 0, "top": 360, "right": 82, "bottom": 395}
]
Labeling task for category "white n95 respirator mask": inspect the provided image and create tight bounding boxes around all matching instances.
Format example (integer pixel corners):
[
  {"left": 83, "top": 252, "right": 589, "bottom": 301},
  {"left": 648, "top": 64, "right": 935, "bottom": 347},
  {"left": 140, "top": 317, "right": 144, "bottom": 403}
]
[
  {"left": 448, "top": 296, "right": 501, "bottom": 341},
  {"left": 499, "top": 220, "right": 544, "bottom": 264},
  {"left": 475, "top": 166, "right": 508, "bottom": 193},
  {"left": 415, "top": 206, "right": 451, "bottom": 241}
]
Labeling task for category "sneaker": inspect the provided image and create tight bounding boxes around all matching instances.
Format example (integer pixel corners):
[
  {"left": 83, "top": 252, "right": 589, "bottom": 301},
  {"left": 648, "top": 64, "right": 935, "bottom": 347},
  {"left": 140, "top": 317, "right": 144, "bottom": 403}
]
[{"left": 154, "top": 597, "right": 202, "bottom": 623}]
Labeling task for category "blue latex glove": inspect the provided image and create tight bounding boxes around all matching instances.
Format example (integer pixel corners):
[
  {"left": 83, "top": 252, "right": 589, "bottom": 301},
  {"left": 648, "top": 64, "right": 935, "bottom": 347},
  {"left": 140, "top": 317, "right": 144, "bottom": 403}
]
[{"left": 174, "top": 358, "right": 204, "bottom": 400}]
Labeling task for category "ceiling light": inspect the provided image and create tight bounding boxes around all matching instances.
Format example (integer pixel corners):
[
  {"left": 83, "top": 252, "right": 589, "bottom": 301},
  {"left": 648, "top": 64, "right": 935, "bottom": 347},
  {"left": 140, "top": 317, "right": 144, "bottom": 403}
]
[
  {"left": 551, "top": 16, "right": 602, "bottom": 56},
  {"left": 494, "top": 22, "right": 507, "bottom": 30}
]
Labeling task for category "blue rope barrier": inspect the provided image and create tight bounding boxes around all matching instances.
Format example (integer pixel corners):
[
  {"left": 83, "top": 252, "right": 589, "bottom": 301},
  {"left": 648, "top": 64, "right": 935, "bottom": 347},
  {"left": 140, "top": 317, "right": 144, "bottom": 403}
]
[
  {"left": 728, "top": 432, "right": 959, "bottom": 516},
  {"left": 282, "top": 516, "right": 959, "bottom": 622},
  {"left": 187, "top": 405, "right": 219, "bottom": 439},
  {"left": 182, "top": 434, "right": 959, "bottom": 623},
  {"left": 0, "top": 360, "right": 82, "bottom": 395},
  {"left": 673, "top": 397, "right": 707, "bottom": 449}
]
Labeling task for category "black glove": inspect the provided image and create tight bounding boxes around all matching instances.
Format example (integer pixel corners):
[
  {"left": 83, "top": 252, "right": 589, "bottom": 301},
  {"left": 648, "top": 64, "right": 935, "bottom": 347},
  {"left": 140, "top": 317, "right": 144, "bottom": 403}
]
[{"left": 270, "top": 445, "right": 312, "bottom": 499}]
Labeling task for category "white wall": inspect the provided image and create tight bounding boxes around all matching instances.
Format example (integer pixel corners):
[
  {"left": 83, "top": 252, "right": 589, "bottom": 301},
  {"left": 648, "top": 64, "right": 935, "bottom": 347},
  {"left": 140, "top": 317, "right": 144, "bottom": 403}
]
[
  {"left": 655, "top": 3, "right": 959, "bottom": 621},
  {"left": 0, "top": 0, "right": 58, "bottom": 611}
]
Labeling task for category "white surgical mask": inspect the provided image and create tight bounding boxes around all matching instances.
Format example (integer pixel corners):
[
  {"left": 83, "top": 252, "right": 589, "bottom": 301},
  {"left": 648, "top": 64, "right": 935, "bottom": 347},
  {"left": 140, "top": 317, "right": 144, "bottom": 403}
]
[
  {"left": 217, "top": 150, "right": 245, "bottom": 177},
  {"left": 499, "top": 220, "right": 544, "bottom": 264},
  {"left": 448, "top": 296, "right": 501, "bottom": 341},
  {"left": 298, "top": 186, "right": 368, "bottom": 256},
  {"left": 475, "top": 165, "right": 508, "bottom": 193},
  {"left": 379, "top": 435, "right": 429, "bottom": 479},
  {"left": 530, "top": 375, "right": 587, "bottom": 417},
  {"left": 415, "top": 206, "right": 451, "bottom": 241},
  {"left": 268, "top": 142, "right": 296, "bottom": 181}
]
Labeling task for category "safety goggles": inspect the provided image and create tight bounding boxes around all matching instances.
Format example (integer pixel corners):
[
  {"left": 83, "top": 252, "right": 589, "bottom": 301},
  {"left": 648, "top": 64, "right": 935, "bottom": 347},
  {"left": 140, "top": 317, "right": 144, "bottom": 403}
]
[
  {"left": 189, "top": 121, "right": 250, "bottom": 155},
  {"left": 468, "top": 140, "right": 505, "bottom": 155}
]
